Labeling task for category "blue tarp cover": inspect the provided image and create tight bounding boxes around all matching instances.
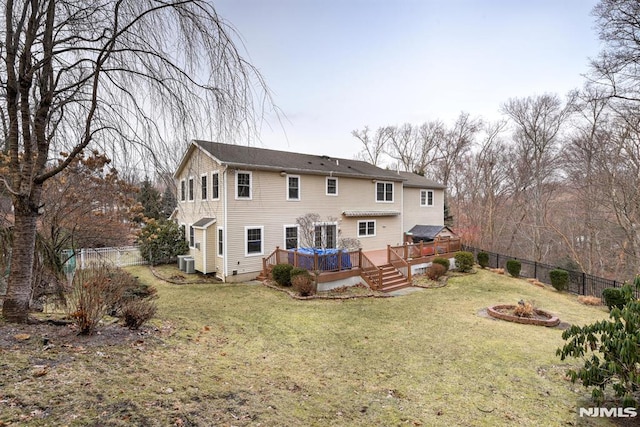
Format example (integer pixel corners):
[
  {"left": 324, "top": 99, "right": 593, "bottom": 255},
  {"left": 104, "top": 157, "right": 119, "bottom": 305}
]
[{"left": 289, "top": 248, "right": 352, "bottom": 271}]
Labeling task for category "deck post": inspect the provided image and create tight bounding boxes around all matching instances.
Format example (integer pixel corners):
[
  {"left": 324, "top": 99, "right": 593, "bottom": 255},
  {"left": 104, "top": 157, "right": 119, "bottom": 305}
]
[
  {"left": 419, "top": 240, "right": 423, "bottom": 257},
  {"left": 262, "top": 257, "right": 267, "bottom": 276},
  {"left": 314, "top": 252, "right": 319, "bottom": 271},
  {"left": 358, "top": 248, "right": 362, "bottom": 268},
  {"left": 275, "top": 246, "right": 281, "bottom": 264},
  {"left": 338, "top": 250, "right": 342, "bottom": 271},
  {"left": 387, "top": 245, "right": 391, "bottom": 264},
  {"left": 403, "top": 242, "right": 408, "bottom": 260}
]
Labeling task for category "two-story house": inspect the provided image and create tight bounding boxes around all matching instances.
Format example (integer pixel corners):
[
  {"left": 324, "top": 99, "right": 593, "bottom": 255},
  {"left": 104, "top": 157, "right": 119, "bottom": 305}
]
[{"left": 173, "top": 140, "right": 446, "bottom": 282}]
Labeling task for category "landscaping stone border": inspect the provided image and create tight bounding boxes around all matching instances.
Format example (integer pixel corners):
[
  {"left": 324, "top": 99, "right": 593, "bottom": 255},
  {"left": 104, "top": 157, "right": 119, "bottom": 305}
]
[{"left": 487, "top": 304, "right": 560, "bottom": 327}]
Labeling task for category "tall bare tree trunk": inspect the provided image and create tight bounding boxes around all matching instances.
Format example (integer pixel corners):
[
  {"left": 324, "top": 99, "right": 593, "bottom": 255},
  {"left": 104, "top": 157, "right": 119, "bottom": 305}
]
[{"left": 3, "top": 196, "right": 39, "bottom": 322}]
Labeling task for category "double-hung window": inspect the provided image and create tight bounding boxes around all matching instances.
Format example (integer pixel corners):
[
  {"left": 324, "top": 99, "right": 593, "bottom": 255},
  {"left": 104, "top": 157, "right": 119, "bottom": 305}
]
[
  {"left": 284, "top": 226, "right": 298, "bottom": 250},
  {"left": 420, "top": 189, "right": 434, "bottom": 207},
  {"left": 217, "top": 227, "right": 224, "bottom": 256},
  {"left": 236, "top": 171, "right": 251, "bottom": 199},
  {"left": 201, "top": 175, "right": 208, "bottom": 200},
  {"left": 245, "top": 226, "right": 263, "bottom": 256},
  {"left": 326, "top": 177, "right": 338, "bottom": 196},
  {"left": 189, "top": 225, "right": 195, "bottom": 247},
  {"left": 212, "top": 172, "right": 220, "bottom": 200},
  {"left": 376, "top": 181, "right": 393, "bottom": 202},
  {"left": 180, "top": 180, "right": 186, "bottom": 202},
  {"left": 287, "top": 175, "right": 300, "bottom": 200}
]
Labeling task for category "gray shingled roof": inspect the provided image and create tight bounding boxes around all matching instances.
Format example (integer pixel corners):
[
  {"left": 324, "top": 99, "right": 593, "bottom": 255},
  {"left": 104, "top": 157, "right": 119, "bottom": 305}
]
[
  {"left": 406, "top": 225, "right": 450, "bottom": 241},
  {"left": 191, "top": 140, "right": 405, "bottom": 182},
  {"left": 397, "top": 171, "right": 446, "bottom": 189}
]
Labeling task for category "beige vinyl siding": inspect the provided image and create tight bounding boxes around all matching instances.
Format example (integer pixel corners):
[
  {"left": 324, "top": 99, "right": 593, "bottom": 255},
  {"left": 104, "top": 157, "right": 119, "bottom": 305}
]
[
  {"left": 174, "top": 148, "right": 225, "bottom": 275},
  {"left": 402, "top": 187, "right": 445, "bottom": 232},
  {"left": 224, "top": 170, "right": 404, "bottom": 278}
]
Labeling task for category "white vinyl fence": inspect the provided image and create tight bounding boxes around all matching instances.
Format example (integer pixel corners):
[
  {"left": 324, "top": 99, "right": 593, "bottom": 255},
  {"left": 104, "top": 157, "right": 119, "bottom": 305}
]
[{"left": 62, "top": 246, "right": 147, "bottom": 273}]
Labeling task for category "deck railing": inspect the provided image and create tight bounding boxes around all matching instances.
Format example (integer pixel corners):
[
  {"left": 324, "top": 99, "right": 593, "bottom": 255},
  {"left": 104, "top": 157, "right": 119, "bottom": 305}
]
[
  {"left": 359, "top": 250, "right": 383, "bottom": 290},
  {"left": 263, "top": 247, "right": 360, "bottom": 274},
  {"left": 388, "top": 245, "right": 411, "bottom": 283},
  {"left": 388, "top": 237, "right": 462, "bottom": 262}
]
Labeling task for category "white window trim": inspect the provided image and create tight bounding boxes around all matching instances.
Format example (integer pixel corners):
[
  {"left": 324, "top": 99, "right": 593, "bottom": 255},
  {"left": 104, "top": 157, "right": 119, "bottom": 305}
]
[
  {"left": 200, "top": 173, "right": 208, "bottom": 201},
  {"left": 244, "top": 225, "right": 264, "bottom": 256},
  {"left": 375, "top": 181, "right": 394, "bottom": 203},
  {"left": 420, "top": 189, "right": 434, "bottom": 207},
  {"left": 326, "top": 177, "right": 338, "bottom": 196},
  {"left": 217, "top": 226, "right": 224, "bottom": 257},
  {"left": 357, "top": 220, "right": 376, "bottom": 237},
  {"left": 283, "top": 224, "right": 299, "bottom": 250},
  {"left": 286, "top": 174, "right": 301, "bottom": 201},
  {"left": 180, "top": 180, "right": 186, "bottom": 202},
  {"left": 211, "top": 171, "right": 220, "bottom": 201},
  {"left": 188, "top": 177, "right": 194, "bottom": 202},
  {"left": 235, "top": 170, "right": 252, "bottom": 200}
]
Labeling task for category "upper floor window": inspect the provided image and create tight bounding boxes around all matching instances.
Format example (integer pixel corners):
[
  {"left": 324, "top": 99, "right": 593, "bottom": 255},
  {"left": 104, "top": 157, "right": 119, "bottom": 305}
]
[
  {"left": 326, "top": 177, "right": 338, "bottom": 196},
  {"left": 212, "top": 172, "right": 220, "bottom": 200},
  {"left": 180, "top": 180, "right": 186, "bottom": 202},
  {"left": 420, "top": 189, "right": 434, "bottom": 207},
  {"left": 376, "top": 181, "right": 393, "bottom": 202},
  {"left": 188, "top": 177, "right": 194, "bottom": 201},
  {"left": 236, "top": 171, "right": 252, "bottom": 199},
  {"left": 287, "top": 175, "right": 300, "bottom": 200},
  {"left": 201, "top": 174, "right": 208, "bottom": 200}
]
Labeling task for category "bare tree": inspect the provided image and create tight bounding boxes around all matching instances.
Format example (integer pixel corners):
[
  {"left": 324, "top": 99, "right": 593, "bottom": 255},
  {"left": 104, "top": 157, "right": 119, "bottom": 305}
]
[
  {"left": 591, "top": 0, "right": 640, "bottom": 103},
  {"left": 0, "top": 0, "right": 271, "bottom": 323},
  {"left": 352, "top": 126, "right": 391, "bottom": 166},
  {"left": 501, "top": 94, "right": 573, "bottom": 261}
]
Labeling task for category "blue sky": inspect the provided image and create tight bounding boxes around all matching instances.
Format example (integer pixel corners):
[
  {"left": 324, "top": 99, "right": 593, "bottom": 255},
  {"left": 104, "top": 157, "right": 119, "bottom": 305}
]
[{"left": 214, "top": 0, "right": 601, "bottom": 159}]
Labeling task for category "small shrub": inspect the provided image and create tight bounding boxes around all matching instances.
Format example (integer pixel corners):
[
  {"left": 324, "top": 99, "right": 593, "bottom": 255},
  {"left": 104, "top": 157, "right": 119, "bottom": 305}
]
[
  {"left": 121, "top": 299, "right": 157, "bottom": 329},
  {"left": 426, "top": 263, "right": 446, "bottom": 280},
  {"left": 602, "top": 288, "right": 627, "bottom": 311},
  {"left": 271, "top": 263, "right": 294, "bottom": 286},
  {"left": 66, "top": 264, "right": 125, "bottom": 335},
  {"left": 577, "top": 295, "right": 602, "bottom": 306},
  {"left": 454, "top": 251, "right": 474, "bottom": 273},
  {"left": 292, "top": 272, "right": 315, "bottom": 296},
  {"left": 506, "top": 259, "right": 521, "bottom": 278},
  {"left": 477, "top": 251, "right": 489, "bottom": 269},
  {"left": 549, "top": 269, "right": 569, "bottom": 292},
  {"left": 432, "top": 257, "right": 450, "bottom": 272}
]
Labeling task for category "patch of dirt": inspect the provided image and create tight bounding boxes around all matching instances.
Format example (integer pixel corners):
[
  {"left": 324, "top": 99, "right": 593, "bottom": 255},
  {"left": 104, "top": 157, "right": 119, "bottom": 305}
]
[{"left": 0, "top": 317, "right": 161, "bottom": 350}]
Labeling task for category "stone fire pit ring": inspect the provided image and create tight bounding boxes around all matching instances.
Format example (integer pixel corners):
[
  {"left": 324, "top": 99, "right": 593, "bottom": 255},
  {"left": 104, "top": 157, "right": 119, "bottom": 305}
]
[{"left": 487, "top": 304, "right": 560, "bottom": 327}]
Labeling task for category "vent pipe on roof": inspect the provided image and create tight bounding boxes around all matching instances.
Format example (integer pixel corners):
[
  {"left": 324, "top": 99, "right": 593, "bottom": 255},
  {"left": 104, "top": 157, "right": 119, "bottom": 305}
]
[{"left": 336, "top": 159, "right": 339, "bottom": 166}]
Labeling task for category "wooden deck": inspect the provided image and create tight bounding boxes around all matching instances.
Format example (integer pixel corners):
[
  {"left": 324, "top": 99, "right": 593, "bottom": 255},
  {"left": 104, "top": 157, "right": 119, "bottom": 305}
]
[{"left": 262, "top": 237, "right": 462, "bottom": 292}]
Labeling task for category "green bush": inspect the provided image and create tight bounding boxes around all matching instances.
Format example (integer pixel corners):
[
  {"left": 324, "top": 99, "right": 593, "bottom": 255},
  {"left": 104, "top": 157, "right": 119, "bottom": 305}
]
[
  {"left": 602, "top": 288, "right": 627, "bottom": 311},
  {"left": 549, "top": 269, "right": 569, "bottom": 292},
  {"left": 432, "top": 257, "right": 450, "bottom": 273},
  {"left": 137, "top": 219, "right": 189, "bottom": 265},
  {"left": 271, "top": 263, "right": 294, "bottom": 286},
  {"left": 477, "top": 251, "right": 489, "bottom": 269},
  {"left": 454, "top": 251, "right": 474, "bottom": 273},
  {"left": 558, "top": 283, "right": 640, "bottom": 406},
  {"left": 506, "top": 259, "right": 521, "bottom": 278}
]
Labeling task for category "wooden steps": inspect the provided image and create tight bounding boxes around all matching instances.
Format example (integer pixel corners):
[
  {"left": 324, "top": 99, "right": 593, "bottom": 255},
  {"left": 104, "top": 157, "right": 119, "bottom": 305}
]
[{"left": 378, "top": 264, "right": 411, "bottom": 293}]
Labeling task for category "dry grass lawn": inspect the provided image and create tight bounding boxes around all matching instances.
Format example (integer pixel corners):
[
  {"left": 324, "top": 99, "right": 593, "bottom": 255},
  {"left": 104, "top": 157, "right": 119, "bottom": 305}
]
[{"left": 0, "top": 267, "right": 627, "bottom": 426}]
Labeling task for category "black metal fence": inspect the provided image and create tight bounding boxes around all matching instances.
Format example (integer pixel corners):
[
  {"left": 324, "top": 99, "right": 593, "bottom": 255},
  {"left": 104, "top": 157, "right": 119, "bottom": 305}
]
[{"left": 463, "top": 246, "right": 640, "bottom": 300}]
